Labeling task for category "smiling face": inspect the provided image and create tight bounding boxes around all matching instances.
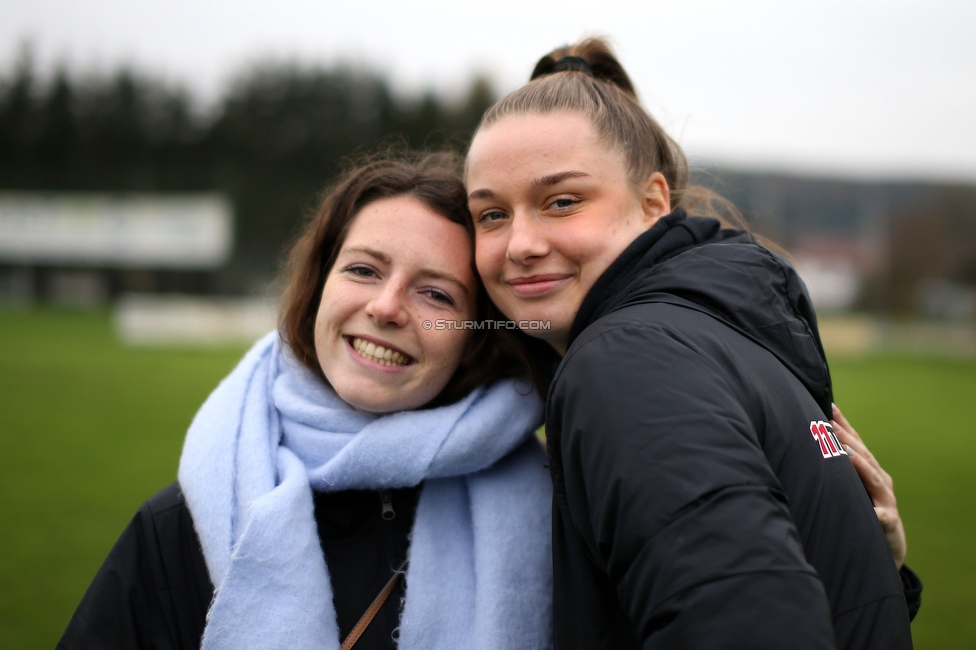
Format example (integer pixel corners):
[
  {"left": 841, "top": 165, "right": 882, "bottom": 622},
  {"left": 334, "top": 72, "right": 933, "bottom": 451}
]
[
  {"left": 313, "top": 195, "right": 477, "bottom": 413},
  {"left": 466, "top": 111, "right": 671, "bottom": 354}
]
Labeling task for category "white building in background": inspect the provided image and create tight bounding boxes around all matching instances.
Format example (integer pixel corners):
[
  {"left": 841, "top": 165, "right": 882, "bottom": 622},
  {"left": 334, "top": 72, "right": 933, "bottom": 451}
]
[
  {"left": 0, "top": 192, "right": 233, "bottom": 305},
  {"left": 791, "top": 237, "right": 870, "bottom": 313}
]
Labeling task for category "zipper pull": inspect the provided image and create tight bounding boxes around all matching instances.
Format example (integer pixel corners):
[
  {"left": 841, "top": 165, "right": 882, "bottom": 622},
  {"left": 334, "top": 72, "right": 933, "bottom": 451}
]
[{"left": 380, "top": 490, "right": 395, "bottom": 520}]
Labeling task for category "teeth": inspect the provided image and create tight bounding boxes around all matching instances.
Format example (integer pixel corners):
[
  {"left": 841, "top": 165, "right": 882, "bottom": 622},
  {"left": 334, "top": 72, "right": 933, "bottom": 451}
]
[{"left": 351, "top": 338, "right": 410, "bottom": 366}]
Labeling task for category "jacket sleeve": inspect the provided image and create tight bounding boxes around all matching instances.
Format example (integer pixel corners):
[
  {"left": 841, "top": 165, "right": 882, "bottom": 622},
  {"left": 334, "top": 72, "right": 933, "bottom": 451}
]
[
  {"left": 900, "top": 565, "right": 923, "bottom": 621},
  {"left": 550, "top": 325, "right": 837, "bottom": 649},
  {"left": 57, "top": 482, "right": 212, "bottom": 650}
]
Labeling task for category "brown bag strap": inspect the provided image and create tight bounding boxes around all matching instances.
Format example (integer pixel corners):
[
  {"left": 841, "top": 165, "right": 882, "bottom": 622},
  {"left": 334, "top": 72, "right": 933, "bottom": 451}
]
[{"left": 339, "top": 560, "right": 408, "bottom": 650}]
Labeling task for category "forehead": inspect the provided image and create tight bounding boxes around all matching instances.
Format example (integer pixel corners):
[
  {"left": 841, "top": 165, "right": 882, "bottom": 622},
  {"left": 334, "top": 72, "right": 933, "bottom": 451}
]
[
  {"left": 466, "top": 112, "right": 623, "bottom": 185},
  {"left": 342, "top": 195, "right": 475, "bottom": 276}
]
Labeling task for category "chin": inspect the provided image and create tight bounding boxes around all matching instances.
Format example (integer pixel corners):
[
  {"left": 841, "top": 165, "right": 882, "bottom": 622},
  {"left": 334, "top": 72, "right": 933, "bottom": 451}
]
[
  {"left": 335, "top": 384, "right": 436, "bottom": 415},
  {"left": 338, "top": 388, "right": 400, "bottom": 414},
  {"left": 500, "top": 299, "right": 568, "bottom": 326},
  {"left": 341, "top": 395, "right": 398, "bottom": 414}
]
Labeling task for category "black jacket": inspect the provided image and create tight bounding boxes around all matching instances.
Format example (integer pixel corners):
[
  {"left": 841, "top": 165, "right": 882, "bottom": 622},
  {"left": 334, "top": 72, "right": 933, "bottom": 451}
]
[
  {"left": 546, "top": 211, "right": 919, "bottom": 649},
  {"left": 58, "top": 481, "right": 419, "bottom": 650}
]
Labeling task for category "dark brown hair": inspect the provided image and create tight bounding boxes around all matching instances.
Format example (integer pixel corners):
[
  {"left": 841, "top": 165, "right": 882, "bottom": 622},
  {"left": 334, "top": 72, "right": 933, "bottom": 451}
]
[
  {"left": 279, "top": 150, "right": 555, "bottom": 407},
  {"left": 476, "top": 38, "right": 745, "bottom": 227}
]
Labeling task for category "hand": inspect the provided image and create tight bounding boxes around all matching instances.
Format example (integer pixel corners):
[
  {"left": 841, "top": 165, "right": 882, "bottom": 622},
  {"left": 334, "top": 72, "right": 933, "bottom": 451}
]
[{"left": 831, "top": 404, "right": 907, "bottom": 569}]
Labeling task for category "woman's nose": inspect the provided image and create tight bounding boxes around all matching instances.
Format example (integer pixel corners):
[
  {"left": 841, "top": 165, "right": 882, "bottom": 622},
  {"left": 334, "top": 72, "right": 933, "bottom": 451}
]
[
  {"left": 506, "top": 211, "right": 550, "bottom": 265},
  {"left": 365, "top": 281, "right": 409, "bottom": 327}
]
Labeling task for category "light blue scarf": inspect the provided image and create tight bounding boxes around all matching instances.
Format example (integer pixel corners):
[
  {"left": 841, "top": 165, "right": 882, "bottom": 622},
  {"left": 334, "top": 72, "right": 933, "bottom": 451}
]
[{"left": 178, "top": 332, "right": 553, "bottom": 650}]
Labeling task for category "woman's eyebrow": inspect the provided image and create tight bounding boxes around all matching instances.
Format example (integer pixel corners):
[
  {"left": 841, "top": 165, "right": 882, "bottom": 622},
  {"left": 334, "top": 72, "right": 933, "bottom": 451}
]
[
  {"left": 468, "top": 170, "right": 591, "bottom": 201},
  {"left": 468, "top": 188, "right": 495, "bottom": 201},
  {"left": 418, "top": 269, "right": 470, "bottom": 296},
  {"left": 532, "top": 170, "right": 590, "bottom": 189},
  {"left": 341, "top": 246, "right": 391, "bottom": 263}
]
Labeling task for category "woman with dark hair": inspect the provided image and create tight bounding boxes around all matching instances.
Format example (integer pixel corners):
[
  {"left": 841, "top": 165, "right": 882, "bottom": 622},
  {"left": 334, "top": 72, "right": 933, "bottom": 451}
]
[
  {"left": 58, "top": 153, "right": 553, "bottom": 650},
  {"left": 465, "top": 38, "right": 919, "bottom": 649}
]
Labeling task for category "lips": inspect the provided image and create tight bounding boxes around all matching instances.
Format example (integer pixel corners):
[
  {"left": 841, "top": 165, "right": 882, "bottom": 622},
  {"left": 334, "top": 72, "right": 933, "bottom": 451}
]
[
  {"left": 348, "top": 336, "right": 415, "bottom": 367},
  {"left": 506, "top": 274, "right": 572, "bottom": 298}
]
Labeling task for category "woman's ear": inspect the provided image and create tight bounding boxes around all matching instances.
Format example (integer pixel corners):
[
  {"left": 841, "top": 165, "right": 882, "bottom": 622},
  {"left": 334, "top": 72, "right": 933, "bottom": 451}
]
[{"left": 640, "top": 172, "right": 671, "bottom": 227}]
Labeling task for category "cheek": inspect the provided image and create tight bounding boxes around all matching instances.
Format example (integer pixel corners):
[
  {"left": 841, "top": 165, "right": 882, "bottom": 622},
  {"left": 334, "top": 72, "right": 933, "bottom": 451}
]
[
  {"left": 313, "top": 279, "right": 354, "bottom": 355},
  {"left": 559, "top": 210, "right": 635, "bottom": 269},
  {"left": 319, "top": 275, "right": 365, "bottom": 319},
  {"left": 312, "top": 302, "right": 336, "bottom": 373},
  {"left": 475, "top": 236, "right": 504, "bottom": 279},
  {"left": 548, "top": 227, "right": 600, "bottom": 270},
  {"left": 313, "top": 288, "right": 331, "bottom": 342}
]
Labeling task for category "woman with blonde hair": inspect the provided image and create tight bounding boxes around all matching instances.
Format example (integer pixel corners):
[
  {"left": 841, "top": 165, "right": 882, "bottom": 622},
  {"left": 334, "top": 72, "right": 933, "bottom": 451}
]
[{"left": 465, "top": 38, "right": 919, "bottom": 649}]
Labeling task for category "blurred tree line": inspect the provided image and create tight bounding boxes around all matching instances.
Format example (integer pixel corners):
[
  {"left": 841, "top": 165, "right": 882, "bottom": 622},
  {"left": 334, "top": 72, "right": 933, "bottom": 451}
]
[
  {"left": 2, "top": 48, "right": 975, "bottom": 317},
  {"left": 0, "top": 49, "right": 495, "bottom": 290},
  {"left": 881, "top": 188, "right": 976, "bottom": 316}
]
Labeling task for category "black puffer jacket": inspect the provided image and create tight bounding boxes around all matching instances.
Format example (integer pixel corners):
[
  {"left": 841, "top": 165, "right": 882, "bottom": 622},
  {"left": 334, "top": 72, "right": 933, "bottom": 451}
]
[
  {"left": 57, "top": 482, "right": 419, "bottom": 649},
  {"left": 546, "top": 210, "right": 919, "bottom": 649}
]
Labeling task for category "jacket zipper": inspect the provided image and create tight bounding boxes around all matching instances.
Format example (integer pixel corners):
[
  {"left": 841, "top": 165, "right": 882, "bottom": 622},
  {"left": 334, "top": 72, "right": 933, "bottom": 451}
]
[{"left": 380, "top": 490, "right": 395, "bottom": 520}]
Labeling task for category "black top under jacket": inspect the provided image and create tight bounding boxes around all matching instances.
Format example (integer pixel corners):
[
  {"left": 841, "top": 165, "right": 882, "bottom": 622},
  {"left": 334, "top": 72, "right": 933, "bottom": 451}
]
[
  {"left": 546, "top": 210, "right": 920, "bottom": 650},
  {"left": 58, "top": 481, "right": 420, "bottom": 650}
]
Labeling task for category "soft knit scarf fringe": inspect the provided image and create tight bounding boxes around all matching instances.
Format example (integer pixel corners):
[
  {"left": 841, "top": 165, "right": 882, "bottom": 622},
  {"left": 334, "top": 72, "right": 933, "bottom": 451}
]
[{"left": 178, "top": 332, "right": 553, "bottom": 650}]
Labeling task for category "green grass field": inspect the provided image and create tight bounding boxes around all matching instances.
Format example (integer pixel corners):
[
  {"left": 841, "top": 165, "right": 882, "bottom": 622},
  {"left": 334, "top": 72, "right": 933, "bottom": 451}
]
[{"left": 1, "top": 309, "right": 974, "bottom": 648}]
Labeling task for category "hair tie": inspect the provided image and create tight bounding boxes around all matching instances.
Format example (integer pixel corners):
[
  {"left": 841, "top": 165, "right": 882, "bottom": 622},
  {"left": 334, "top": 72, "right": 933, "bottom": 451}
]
[{"left": 551, "top": 56, "right": 593, "bottom": 76}]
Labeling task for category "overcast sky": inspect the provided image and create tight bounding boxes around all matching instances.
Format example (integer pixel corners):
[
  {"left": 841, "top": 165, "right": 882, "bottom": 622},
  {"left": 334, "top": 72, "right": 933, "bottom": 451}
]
[{"left": 3, "top": 0, "right": 975, "bottom": 181}]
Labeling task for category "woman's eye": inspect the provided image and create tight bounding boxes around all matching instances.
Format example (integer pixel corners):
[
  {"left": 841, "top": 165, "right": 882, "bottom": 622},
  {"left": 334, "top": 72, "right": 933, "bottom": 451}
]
[
  {"left": 345, "top": 264, "right": 377, "bottom": 278},
  {"left": 478, "top": 210, "right": 507, "bottom": 223},
  {"left": 422, "top": 288, "right": 455, "bottom": 306},
  {"left": 550, "top": 197, "right": 577, "bottom": 210}
]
